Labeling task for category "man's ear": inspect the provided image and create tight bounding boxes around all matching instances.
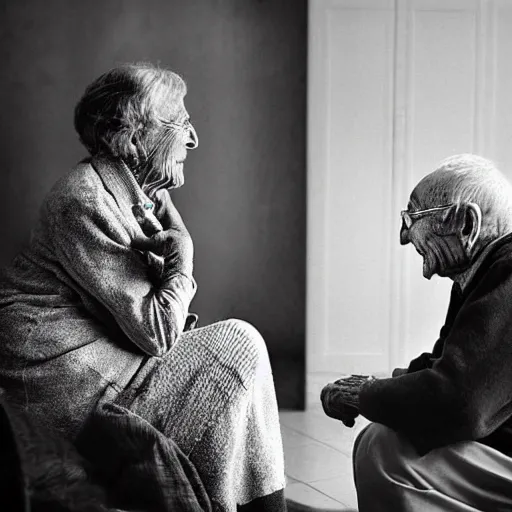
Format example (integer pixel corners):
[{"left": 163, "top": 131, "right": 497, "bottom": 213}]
[{"left": 461, "top": 202, "right": 482, "bottom": 252}]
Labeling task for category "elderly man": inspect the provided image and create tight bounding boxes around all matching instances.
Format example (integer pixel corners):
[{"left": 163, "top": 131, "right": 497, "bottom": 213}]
[{"left": 321, "top": 154, "right": 512, "bottom": 511}]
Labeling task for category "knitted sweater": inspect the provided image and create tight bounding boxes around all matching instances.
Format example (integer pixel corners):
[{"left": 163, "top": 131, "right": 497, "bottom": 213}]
[
  {"left": 360, "top": 233, "right": 512, "bottom": 456},
  {"left": 0, "top": 156, "right": 196, "bottom": 437}
]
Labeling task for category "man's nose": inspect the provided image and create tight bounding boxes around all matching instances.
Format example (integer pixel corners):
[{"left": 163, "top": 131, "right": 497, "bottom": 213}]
[
  {"left": 400, "top": 222, "right": 410, "bottom": 245},
  {"left": 186, "top": 123, "right": 198, "bottom": 150}
]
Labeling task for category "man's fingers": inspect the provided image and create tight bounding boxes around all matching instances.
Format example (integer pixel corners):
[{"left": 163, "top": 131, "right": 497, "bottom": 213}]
[{"left": 321, "top": 382, "right": 361, "bottom": 428}]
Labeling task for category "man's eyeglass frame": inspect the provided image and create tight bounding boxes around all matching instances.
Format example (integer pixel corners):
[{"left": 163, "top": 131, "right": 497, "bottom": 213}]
[{"left": 401, "top": 204, "right": 454, "bottom": 229}]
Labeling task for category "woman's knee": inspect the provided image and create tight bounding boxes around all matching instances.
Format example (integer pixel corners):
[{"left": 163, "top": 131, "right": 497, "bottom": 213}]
[
  {"left": 222, "top": 319, "right": 268, "bottom": 355},
  {"left": 221, "top": 319, "right": 272, "bottom": 384}
]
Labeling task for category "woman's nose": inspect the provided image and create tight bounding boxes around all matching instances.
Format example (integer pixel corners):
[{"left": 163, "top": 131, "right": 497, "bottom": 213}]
[{"left": 186, "top": 123, "right": 198, "bottom": 150}]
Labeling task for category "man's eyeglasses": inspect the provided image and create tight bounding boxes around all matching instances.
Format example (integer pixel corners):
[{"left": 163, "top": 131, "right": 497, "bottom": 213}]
[{"left": 401, "top": 204, "right": 454, "bottom": 229}]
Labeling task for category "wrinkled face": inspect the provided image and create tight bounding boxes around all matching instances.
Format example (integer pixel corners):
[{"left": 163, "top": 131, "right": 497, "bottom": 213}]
[
  {"left": 138, "top": 95, "right": 199, "bottom": 198},
  {"left": 400, "top": 186, "right": 469, "bottom": 280},
  {"left": 163, "top": 95, "right": 199, "bottom": 171}
]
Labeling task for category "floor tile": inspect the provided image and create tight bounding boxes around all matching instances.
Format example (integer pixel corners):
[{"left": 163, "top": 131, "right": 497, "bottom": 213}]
[
  {"left": 307, "top": 391, "right": 324, "bottom": 412},
  {"left": 280, "top": 410, "right": 343, "bottom": 441},
  {"left": 280, "top": 409, "right": 369, "bottom": 456},
  {"left": 280, "top": 391, "right": 372, "bottom": 511},
  {"left": 311, "top": 476, "right": 358, "bottom": 510},
  {"left": 286, "top": 474, "right": 300, "bottom": 485},
  {"left": 282, "top": 424, "right": 318, "bottom": 450},
  {"left": 285, "top": 482, "right": 344, "bottom": 511},
  {"left": 320, "top": 418, "right": 370, "bottom": 455},
  {"left": 283, "top": 439, "right": 350, "bottom": 483}
]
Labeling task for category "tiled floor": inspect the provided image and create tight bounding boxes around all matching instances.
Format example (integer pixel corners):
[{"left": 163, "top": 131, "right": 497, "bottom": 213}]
[{"left": 279, "top": 375, "right": 370, "bottom": 512}]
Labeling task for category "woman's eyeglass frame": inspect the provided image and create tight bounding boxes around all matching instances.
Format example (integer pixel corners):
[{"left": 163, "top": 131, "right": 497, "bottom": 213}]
[{"left": 158, "top": 118, "right": 193, "bottom": 132}]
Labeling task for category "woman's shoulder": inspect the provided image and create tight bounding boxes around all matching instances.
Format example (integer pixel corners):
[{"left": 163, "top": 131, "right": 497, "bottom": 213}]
[{"left": 44, "top": 158, "right": 108, "bottom": 213}]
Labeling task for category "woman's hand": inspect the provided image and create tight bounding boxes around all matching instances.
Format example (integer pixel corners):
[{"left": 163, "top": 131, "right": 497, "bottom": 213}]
[
  {"left": 153, "top": 189, "right": 186, "bottom": 231},
  {"left": 131, "top": 190, "right": 194, "bottom": 276}
]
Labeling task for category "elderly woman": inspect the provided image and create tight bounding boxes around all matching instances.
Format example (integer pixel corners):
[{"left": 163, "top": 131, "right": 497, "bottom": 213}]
[{"left": 0, "top": 63, "right": 285, "bottom": 511}]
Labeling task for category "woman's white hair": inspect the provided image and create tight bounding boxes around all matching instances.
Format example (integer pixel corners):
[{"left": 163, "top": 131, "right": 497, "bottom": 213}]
[
  {"left": 74, "top": 62, "right": 187, "bottom": 164},
  {"left": 418, "top": 153, "right": 512, "bottom": 243}
]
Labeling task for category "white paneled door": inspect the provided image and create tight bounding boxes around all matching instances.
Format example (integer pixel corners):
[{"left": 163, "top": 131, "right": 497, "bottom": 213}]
[{"left": 308, "top": 0, "right": 512, "bottom": 377}]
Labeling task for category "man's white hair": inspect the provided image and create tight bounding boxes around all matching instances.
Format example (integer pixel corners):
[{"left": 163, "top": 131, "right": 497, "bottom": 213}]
[{"left": 417, "top": 154, "right": 512, "bottom": 243}]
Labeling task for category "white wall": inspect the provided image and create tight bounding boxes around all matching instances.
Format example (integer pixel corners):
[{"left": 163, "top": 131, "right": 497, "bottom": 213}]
[{"left": 308, "top": 0, "right": 512, "bottom": 381}]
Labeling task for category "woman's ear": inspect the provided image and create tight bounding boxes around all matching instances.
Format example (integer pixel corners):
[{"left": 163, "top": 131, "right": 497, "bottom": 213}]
[
  {"left": 125, "top": 134, "right": 139, "bottom": 167},
  {"left": 128, "top": 132, "right": 148, "bottom": 167},
  {"left": 462, "top": 202, "right": 482, "bottom": 252}
]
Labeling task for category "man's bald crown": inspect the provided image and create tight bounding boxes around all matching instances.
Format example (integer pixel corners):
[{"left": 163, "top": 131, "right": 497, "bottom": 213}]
[{"left": 414, "top": 154, "right": 512, "bottom": 245}]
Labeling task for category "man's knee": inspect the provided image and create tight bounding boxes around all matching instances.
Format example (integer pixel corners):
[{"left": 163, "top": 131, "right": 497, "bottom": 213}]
[
  {"left": 354, "top": 422, "right": 436, "bottom": 512},
  {"left": 353, "top": 423, "right": 406, "bottom": 490}
]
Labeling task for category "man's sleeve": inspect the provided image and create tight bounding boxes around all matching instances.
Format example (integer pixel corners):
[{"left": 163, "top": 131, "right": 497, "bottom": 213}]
[
  {"left": 359, "top": 262, "right": 512, "bottom": 454},
  {"left": 46, "top": 190, "right": 196, "bottom": 357}
]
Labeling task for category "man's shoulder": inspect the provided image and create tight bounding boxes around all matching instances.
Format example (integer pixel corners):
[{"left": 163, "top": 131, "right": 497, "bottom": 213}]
[
  {"left": 490, "top": 235, "right": 512, "bottom": 265},
  {"left": 484, "top": 238, "right": 512, "bottom": 280},
  {"left": 474, "top": 246, "right": 512, "bottom": 295},
  {"left": 469, "top": 236, "right": 512, "bottom": 283}
]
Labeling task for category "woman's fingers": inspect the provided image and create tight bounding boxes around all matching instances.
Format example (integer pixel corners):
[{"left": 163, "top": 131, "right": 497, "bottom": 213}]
[
  {"left": 131, "top": 229, "right": 193, "bottom": 261},
  {"left": 154, "top": 189, "right": 187, "bottom": 231},
  {"left": 131, "top": 234, "right": 160, "bottom": 254},
  {"left": 131, "top": 231, "right": 174, "bottom": 256}
]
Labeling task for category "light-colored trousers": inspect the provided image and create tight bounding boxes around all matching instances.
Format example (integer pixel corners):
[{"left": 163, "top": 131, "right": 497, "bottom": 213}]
[{"left": 354, "top": 422, "right": 512, "bottom": 511}]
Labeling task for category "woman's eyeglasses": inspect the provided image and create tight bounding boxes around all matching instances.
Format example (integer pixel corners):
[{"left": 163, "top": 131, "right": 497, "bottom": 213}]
[
  {"left": 159, "top": 118, "right": 192, "bottom": 132},
  {"left": 400, "top": 204, "right": 454, "bottom": 229}
]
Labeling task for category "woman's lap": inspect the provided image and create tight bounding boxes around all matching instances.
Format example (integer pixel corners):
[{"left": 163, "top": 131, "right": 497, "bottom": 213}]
[
  {"left": 114, "top": 319, "right": 285, "bottom": 509},
  {"left": 115, "top": 320, "right": 261, "bottom": 449}
]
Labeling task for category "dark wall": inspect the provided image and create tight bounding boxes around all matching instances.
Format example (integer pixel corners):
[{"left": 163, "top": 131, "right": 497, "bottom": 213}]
[{"left": 0, "top": 0, "right": 307, "bottom": 409}]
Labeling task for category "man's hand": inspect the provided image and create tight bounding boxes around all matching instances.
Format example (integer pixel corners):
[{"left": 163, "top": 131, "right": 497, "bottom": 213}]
[
  {"left": 321, "top": 383, "right": 359, "bottom": 427},
  {"left": 320, "top": 374, "right": 375, "bottom": 428}
]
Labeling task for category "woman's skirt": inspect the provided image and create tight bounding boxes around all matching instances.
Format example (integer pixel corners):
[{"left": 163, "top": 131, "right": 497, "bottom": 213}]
[{"left": 114, "top": 318, "right": 286, "bottom": 511}]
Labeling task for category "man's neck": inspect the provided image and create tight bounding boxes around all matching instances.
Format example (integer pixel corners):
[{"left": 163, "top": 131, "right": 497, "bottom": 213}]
[{"left": 453, "top": 235, "right": 508, "bottom": 291}]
